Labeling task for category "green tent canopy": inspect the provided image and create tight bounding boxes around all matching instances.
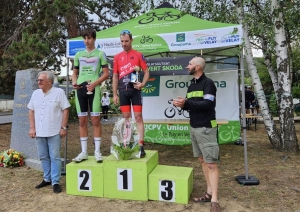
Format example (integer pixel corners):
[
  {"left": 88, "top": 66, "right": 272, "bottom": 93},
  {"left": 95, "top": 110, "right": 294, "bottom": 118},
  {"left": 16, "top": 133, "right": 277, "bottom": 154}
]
[{"left": 66, "top": 3, "right": 242, "bottom": 58}]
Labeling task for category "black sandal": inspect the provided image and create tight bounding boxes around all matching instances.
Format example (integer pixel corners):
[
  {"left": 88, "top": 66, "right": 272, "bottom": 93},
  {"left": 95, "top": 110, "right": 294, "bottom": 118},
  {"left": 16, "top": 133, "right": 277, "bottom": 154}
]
[{"left": 192, "top": 192, "right": 212, "bottom": 202}]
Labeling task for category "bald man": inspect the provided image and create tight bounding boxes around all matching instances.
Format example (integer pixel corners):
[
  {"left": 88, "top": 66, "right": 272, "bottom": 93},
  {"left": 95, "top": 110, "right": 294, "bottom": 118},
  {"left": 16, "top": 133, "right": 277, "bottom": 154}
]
[{"left": 173, "top": 57, "right": 221, "bottom": 212}]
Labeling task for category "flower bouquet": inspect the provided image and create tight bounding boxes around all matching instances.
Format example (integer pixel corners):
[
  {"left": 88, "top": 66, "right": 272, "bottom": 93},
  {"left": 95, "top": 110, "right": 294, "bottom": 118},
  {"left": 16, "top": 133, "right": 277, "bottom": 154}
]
[
  {"left": 110, "top": 118, "right": 140, "bottom": 160},
  {"left": 0, "top": 149, "right": 26, "bottom": 168}
]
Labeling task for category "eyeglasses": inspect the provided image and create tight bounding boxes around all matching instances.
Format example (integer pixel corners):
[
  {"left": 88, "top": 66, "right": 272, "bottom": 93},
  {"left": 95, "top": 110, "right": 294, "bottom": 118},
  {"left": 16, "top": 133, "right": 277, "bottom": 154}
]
[
  {"left": 120, "top": 30, "right": 131, "bottom": 35},
  {"left": 36, "top": 79, "right": 44, "bottom": 82}
]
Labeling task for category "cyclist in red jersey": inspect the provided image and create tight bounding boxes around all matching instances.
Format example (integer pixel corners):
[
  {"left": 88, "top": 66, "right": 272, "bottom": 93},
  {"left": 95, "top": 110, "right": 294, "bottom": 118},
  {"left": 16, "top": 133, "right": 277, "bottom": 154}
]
[{"left": 112, "top": 29, "right": 149, "bottom": 158}]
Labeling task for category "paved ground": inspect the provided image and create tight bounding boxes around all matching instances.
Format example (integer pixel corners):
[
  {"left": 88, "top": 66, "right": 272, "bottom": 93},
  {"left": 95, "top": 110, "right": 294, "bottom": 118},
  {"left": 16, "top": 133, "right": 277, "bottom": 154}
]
[
  {"left": 0, "top": 112, "right": 122, "bottom": 125},
  {"left": 0, "top": 112, "right": 13, "bottom": 125}
]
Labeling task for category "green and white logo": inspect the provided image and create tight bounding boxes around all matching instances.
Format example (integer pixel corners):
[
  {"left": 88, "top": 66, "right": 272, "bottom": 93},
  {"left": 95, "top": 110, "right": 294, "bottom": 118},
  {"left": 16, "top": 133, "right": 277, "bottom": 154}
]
[{"left": 142, "top": 76, "right": 160, "bottom": 96}]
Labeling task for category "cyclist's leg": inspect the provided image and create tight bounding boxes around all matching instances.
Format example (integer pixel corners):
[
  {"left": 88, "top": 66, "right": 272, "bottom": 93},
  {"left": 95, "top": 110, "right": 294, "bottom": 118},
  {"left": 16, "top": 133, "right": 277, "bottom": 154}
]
[
  {"left": 89, "top": 85, "right": 101, "bottom": 137},
  {"left": 75, "top": 88, "right": 89, "bottom": 137},
  {"left": 131, "top": 89, "right": 144, "bottom": 143},
  {"left": 74, "top": 88, "right": 89, "bottom": 161},
  {"left": 89, "top": 85, "right": 102, "bottom": 159},
  {"left": 119, "top": 89, "right": 132, "bottom": 119}
]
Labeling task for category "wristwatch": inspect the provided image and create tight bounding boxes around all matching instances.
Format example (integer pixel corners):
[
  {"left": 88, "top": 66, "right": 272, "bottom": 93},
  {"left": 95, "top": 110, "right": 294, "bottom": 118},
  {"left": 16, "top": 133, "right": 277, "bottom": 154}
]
[{"left": 61, "top": 126, "right": 68, "bottom": 130}]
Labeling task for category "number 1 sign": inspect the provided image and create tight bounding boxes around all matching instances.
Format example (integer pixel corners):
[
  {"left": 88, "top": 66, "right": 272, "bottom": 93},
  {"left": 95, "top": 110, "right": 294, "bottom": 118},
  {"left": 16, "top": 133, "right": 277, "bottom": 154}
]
[{"left": 117, "top": 169, "right": 133, "bottom": 191}]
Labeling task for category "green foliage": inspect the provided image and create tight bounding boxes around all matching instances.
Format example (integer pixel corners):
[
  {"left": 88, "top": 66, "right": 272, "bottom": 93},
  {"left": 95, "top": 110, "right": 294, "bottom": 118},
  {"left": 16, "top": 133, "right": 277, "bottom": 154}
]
[
  {"left": 68, "top": 92, "right": 78, "bottom": 121},
  {"left": 109, "top": 103, "right": 121, "bottom": 114},
  {"left": 0, "top": 0, "right": 142, "bottom": 95},
  {"left": 269, "top": 93, "right": 279, "bottom": 117},
  {"left": 292, "top": 82, "right": 300, "bottom": 99}
]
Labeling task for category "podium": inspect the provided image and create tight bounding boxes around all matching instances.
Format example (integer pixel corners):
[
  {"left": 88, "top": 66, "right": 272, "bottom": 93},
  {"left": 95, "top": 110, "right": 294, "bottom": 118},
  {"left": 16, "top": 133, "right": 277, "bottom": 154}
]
[
  {"left": 66, "top": 150, "right": 193, "bottom": 204},
  {"left": 148, "top": 165, "right": 193, "bottom": 204},
  {"left": 103, "top": 150, "right": 158, "bottom": 201},
  {"left": 66, "top": 156, "right": 106, "bottom": 197}
]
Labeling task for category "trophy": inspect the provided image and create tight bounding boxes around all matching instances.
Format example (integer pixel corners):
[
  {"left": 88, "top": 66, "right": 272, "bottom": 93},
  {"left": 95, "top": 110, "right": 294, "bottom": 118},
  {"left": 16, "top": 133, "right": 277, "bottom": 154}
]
[
  {"left": 86, "top": 80, "right": 93, "bottom": 94},
  {"left": 130, "top": 66, "right": 141, "bottom": 84}
]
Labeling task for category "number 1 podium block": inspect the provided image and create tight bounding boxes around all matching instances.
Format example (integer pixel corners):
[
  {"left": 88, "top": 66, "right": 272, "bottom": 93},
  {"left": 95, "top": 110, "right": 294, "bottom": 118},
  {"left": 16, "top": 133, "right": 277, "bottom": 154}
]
[
  {"left": 148, "top": 165, "right": 193, "bottom": 204},
  {"left": 66, "top": 156, "right": 105, "bottom": 197},
  {"left": 103, "top": 150, "right": 158, "bottom": 201}
]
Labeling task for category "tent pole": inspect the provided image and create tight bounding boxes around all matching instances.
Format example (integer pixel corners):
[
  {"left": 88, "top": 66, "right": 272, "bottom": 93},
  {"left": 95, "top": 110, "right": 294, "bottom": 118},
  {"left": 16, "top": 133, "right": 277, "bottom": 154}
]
[
  {"left": 61, "top": 58, "right": 70, "bottom": 175},
  {"left": 235, "top": 47, "right": 259, "bottom": 185}
]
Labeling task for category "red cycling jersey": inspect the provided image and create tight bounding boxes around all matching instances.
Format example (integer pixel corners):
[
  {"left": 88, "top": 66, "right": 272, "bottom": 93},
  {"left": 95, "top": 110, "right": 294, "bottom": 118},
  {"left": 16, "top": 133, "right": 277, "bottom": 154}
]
[{"left": 113, "top": 49, "right": 148, "bottom": 89}]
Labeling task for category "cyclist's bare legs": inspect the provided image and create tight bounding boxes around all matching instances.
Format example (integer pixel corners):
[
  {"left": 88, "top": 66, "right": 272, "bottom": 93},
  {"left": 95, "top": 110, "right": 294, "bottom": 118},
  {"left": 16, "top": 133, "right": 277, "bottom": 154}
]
[
  {"left": 91, "top": 115, "right": 101, "bottom": 137},
  {"left": 79, "top": 116, "right": 88, "bottom": 137},
  {"left": 134, "top": 112, "right": 144, "bottom": 142}
]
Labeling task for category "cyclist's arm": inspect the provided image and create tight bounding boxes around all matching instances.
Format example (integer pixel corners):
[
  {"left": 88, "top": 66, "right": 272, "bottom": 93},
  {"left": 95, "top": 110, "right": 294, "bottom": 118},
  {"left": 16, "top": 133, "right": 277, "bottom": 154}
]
[
  {"left": 71, "top": 68, "right": 79, "bottom": 87},
  {"left": 91, "top": 66, "right": 109, "bottom": 87},
  {"left": 112, "top": 73, "right": 119, "bottom": 104},
  {"left": 72, "top": 54, "right": 79, "bottom": 87},
  {"left": 141, "top": 68, "right": 149, "bottom": 88}
]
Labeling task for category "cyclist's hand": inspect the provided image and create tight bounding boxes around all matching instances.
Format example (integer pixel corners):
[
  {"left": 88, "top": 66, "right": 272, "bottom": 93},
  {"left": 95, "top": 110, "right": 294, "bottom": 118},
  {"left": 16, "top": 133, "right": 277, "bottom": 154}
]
[
  {"left": 134, "top": 82, "right": 143, "bottom": 90},
  {"left": 87, "top": 83, "right": 95, "bottom": 92},
  {"left": 72, "top": 83, "right": 82, "bottom": 89},
  {"left": 113, "top": 95, "right": 119, "bottom": 105}
]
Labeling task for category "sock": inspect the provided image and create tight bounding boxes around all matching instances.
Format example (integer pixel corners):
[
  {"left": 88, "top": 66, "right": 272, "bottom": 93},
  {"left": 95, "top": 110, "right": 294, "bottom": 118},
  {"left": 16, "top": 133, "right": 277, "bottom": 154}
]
[
  {"left": 139, "top": 140, "right": 144, "bottom": 146},
  {"left": 94, "top": 137, "right": 101, "bottom": 152},
  {"left": 80, "top": 137, "right": 88, "bottom": 154}
]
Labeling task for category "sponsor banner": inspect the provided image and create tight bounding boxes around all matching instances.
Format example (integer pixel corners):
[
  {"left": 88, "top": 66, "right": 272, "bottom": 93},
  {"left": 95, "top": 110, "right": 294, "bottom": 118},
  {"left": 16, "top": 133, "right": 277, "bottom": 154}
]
[
  {"left": 142, "top": 70, "right": 239, "bottom": 121},
  {"left": 145, "top": 56, "right": 194, "bottom": 76},
  {"left": 162, "top": 26, "right": 242, "bottom": 51},
  {"left": 144, "top": 121, "right": 240, "bottom": 145},
  {"left": 144, "top": 123, "right": 191, "bottom": 145},
  {"left": 67, "top": 26, "right": 242, "bottom": 58}
]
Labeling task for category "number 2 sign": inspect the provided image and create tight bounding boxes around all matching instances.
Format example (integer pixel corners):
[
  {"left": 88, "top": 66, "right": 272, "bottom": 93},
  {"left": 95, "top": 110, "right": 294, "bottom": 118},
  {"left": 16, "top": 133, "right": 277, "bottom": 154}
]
[{"left": 78, "top": 170, "right": 92, "bottom": 191}]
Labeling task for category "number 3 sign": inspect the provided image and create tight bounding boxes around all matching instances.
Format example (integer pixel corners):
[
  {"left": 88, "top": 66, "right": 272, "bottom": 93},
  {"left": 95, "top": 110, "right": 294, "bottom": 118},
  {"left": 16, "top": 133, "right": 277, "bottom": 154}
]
[{"left": 159, "top": 180, "right": 175, "bottom": 202}]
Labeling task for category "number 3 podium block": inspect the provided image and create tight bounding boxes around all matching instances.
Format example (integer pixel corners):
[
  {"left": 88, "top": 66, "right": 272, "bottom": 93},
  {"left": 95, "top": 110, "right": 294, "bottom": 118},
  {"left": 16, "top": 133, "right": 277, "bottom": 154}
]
[
  {"left": 66, "top": 156, "right": 105, "bottom": 197},
  {"left": 148, "top": 165, "right": 193, "bottom": 204},
  {"left": 103, "top": 150, "right": 158, "bottom": 201}
]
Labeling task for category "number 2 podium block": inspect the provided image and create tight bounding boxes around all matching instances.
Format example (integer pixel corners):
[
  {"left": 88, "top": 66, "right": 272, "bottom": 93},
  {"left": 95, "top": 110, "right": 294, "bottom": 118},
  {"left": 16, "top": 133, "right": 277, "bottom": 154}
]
[
  {"left": 66, "top": 156, "right": 105, "bottom": 197},
  {"left": 103, "top": 150, "right": 158, "bottom": 201},
  {"left": 148, "top": 165, "right": 193, "bottom": 204}
]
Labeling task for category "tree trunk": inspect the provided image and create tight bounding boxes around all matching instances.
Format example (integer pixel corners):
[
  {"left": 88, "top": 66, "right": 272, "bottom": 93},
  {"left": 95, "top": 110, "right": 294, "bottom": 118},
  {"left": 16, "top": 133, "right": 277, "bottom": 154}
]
[
  {"left": 271, "top": 0, "right": 299, "bottom": 152},
  {"left": 234, "top": 0, "right": 282, "bottom": 148}
]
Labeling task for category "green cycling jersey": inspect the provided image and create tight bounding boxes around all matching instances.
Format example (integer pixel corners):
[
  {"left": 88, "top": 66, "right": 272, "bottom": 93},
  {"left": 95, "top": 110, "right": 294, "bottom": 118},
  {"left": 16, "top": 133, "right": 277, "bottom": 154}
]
[{"left": 74, "top": 49, "right": 108, "bottom": 85}]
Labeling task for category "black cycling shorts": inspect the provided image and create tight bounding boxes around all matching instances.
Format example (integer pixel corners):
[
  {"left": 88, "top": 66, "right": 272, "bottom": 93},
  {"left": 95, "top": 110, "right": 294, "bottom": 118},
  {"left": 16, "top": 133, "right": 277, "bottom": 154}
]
[
  {"left": 119, "top": 88, "right": 142, "bottom": 106},
  {"left": 75, "top": 86, "right": 101, "bottom": 116}
]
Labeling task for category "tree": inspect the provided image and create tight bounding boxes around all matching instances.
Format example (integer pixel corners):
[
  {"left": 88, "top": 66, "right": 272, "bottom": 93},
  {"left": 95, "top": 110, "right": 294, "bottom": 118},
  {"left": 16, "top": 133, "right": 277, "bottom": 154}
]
[
  {"left": 0, "top": 0, "right": 142, "bottom": 95},
  {"left": 233, "top": 0, "right": 299, "bottom": 152}
]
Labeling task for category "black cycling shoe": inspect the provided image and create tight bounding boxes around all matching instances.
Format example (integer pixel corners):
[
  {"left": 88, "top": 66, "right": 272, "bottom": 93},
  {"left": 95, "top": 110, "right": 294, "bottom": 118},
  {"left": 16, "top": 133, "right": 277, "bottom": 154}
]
[{"left": 139, "top": 146, "right": 146, "bottom": 158}]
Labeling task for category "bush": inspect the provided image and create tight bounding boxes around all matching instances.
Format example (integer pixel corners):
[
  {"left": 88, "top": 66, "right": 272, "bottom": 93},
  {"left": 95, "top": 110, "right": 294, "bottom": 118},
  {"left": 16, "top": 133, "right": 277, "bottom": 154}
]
[
  {"left": 269, "top": 93, "right": 279, "bottom": 117},
  {"left": 68, "top": 91, "right": 78, "bottom": 121}
]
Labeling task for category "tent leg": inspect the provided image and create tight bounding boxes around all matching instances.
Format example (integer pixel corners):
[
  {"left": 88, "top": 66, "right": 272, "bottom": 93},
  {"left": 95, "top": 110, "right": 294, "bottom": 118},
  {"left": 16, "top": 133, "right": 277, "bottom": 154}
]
[
  {"left": 236, "top": 47, "right": 259, "bottom": 185},
  {"left": 61, "top": 57, "right": 70, "bottom": 175}
]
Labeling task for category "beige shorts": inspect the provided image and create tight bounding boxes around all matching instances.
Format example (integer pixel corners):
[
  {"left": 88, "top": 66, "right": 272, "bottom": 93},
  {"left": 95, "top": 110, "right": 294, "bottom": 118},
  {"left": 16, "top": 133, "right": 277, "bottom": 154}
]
[{"left": 190, "top": 126, "right": 219, "bottom": 163}]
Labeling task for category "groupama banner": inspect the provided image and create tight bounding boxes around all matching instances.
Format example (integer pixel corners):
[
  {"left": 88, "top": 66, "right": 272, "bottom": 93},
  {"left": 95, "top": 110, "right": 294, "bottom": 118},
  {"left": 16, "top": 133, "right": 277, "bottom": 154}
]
[
  {"left": 66, "top": 7, "right": 242, "bottom": 57},
  {"left": 142, "top": 70, "right": 240, "bottom": 145}
]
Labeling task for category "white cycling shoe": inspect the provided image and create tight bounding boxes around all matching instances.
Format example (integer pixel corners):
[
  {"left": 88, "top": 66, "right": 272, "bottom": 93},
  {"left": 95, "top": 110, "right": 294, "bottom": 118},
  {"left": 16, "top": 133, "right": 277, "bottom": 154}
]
[
  {"left": 72, "top": 152, "right": 88, "bottom": 163},
  {"left": 95, "top": 151, "right": 103, "bottom": 163}
]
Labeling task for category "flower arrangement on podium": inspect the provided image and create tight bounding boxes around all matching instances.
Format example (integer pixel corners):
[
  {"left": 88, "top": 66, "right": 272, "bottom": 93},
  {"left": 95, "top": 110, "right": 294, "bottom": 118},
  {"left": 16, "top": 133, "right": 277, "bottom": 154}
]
[
  {"left": 0, "top": 149, "right": 26, "bottom": 168},
  {"left": 111, "top": 118, "right": 140, "bottom": 160}
]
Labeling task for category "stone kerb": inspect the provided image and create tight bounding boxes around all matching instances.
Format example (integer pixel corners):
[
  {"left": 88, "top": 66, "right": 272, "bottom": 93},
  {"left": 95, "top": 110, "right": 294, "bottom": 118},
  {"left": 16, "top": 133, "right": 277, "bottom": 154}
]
[{"left": 10, "top": 69, "right": 42, "bottom": 171}]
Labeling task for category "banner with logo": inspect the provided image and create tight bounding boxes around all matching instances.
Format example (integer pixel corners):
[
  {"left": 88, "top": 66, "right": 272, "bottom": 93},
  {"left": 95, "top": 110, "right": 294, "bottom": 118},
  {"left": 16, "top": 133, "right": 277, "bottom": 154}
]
[
  {"left": 145, "top": 56, "right": 193, "bottom": 76},
  {"left": 142, "top": 70, "right": 240, "bottom": 145},
  {"left": 142, "top": 71, "right": 239, "bottom": 120},
  {"left": 66, "top": 7, "right": 242, "bottom": 57}
]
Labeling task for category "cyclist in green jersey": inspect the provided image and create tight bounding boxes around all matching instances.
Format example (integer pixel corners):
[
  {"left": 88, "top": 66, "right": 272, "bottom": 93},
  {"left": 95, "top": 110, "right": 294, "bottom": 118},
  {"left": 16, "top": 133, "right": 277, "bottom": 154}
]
[{"left": 71, "top": 28, "right": 109, "bottom": 163}]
